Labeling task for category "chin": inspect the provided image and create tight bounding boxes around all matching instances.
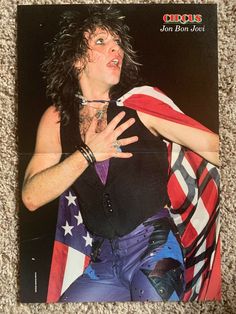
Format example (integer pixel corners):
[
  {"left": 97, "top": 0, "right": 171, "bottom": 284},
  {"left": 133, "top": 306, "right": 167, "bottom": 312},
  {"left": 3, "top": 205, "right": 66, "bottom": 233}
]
[
  {"left": 105, "top": 68, "right": 121, "bottom": 85},
  {"left": 108, "top": 75, "right": 121, "bottom": 87}
]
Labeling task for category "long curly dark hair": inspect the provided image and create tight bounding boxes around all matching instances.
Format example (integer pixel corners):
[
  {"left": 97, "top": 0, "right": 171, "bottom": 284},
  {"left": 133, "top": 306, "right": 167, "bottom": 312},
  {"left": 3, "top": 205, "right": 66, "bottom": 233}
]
[{"left": 41, "top": 6, "right": 141, "bottom": 125}]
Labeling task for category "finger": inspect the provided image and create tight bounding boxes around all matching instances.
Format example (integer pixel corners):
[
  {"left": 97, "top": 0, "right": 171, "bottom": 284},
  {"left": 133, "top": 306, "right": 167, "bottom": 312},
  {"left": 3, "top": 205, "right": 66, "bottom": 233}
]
[
  {"left": 86, "top": 116, "right": 98, "bottom": 136},
  {"left": 111, "top": 152, "right": 133, "bottom": 159},
  {"left": 118, "top": 136, "right": 139, "bottom": 147},
  {"left": 113, "top": 118, "right": 136, "bottom": 138},
  {"left": 106, "top": 111, "right": 126, "bottom": 132}
]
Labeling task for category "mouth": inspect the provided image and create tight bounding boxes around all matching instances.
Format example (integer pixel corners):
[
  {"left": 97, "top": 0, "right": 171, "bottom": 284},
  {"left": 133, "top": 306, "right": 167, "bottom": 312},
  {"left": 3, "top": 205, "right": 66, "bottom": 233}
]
[{"left": 107, "top": 57, "right": 122, "bottom": 69}]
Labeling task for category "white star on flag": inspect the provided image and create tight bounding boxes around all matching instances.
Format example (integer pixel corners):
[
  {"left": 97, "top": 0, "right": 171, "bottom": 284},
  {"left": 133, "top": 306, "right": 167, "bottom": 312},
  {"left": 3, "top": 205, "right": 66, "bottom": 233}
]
[
  {"left": 83, "top": 232, "right": 93, "bottom": 247},
  {"left": 65, "top": 191, "right": 77, "bottom": 206},
  {"left": 62, "top": 221, "right": 74, "bottom": 236},
  {"left": 74, "top": 211, "right": 83, "bottom": 226}
]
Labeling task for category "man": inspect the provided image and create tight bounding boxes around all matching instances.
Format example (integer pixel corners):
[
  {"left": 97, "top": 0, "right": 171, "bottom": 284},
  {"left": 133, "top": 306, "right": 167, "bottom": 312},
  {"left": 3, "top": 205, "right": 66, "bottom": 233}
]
[{"left": 22, "top": 6, "right": 220, "bottom": 302}]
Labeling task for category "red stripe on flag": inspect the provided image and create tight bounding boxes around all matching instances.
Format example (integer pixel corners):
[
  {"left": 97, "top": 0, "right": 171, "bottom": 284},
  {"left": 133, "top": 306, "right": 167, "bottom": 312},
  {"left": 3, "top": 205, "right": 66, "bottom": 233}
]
[
  {"left": 123, "top": 93, "right": 212, "bottom": 133},
  {"left": 204, "top": 239, "right": 221, "bottom": 300},
  {"left": 198, "top": 239, "right": 221, "bottom": 300},
  {"left": 198, "top": 167, "right": 209, "bottom": 186},
  {"left": 168, "top": 174, "right": 187, "bottom": 209},
  {"left": 198, "top": 267, "right": 209, "bottom": 299},
  {"left": 181, "top": 204, "right": 195, "bottom": 225},
  {"left": 47, "top": 241, "right": 68, "bottom": 303},
  {"left": 183, "top": 289, "right": 192, "bottom": 301},
  {"left": 184, "top": 264, "right": 195, "bottom": 300},
  {"left": 182, "top": 223, "right": 198, "bottom": 248},
  {"left": 201, "top": 181, "right": 218, "bottom": 215},
  {"left": 184, "top": 150, "right": 203, "bottom": 173}
]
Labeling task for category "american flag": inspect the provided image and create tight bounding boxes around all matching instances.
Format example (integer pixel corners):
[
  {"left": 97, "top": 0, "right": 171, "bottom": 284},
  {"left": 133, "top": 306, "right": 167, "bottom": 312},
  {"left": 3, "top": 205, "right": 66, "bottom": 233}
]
[
  {"left": 47, "top": 86, "right": 220, "bottom": 302},
  {"left": 46, "top": 190, "right": 91, "bottom": 302}
]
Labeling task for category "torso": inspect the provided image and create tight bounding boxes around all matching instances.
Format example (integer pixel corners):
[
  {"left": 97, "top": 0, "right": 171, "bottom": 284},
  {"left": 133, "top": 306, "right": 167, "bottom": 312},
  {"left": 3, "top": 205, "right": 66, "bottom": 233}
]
[{"left": 60, "top": 103, "right": 170, "bottom": 239}]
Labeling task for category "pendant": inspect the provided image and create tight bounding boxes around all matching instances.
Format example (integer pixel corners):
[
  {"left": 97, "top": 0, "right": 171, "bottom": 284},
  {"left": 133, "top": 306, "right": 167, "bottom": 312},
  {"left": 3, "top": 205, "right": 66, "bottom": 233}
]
[{"left": 96, "top": 110, "right": 105, "bottom": 120}]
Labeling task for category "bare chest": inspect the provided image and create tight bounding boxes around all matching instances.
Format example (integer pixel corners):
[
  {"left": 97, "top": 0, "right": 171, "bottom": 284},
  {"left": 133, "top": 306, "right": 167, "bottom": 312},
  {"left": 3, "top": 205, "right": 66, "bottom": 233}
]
[{"left": 79, "top": 111, "right": 108, "bottom": 140}]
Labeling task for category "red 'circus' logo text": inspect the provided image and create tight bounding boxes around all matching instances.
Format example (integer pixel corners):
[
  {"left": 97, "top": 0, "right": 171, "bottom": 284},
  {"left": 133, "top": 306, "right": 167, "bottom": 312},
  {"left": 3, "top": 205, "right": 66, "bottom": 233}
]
[{"left": 163, "top": 14, "right": 202, "bottom": 24}]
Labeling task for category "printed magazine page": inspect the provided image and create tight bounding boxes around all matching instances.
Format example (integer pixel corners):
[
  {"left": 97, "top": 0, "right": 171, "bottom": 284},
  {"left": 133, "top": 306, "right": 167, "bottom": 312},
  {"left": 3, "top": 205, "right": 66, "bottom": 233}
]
[{"left": 18, "top": 4, "right": 220, "bottom": 303}]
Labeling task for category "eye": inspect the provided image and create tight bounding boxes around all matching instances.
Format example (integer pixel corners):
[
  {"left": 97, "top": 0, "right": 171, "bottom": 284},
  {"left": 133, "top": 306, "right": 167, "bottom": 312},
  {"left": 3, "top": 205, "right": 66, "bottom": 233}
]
[
  {"left": 114, "top": 38, "right": 122, "bottom": 46},
  {"left": 95, "top": 38, "right": 104, "bottom": 45}
]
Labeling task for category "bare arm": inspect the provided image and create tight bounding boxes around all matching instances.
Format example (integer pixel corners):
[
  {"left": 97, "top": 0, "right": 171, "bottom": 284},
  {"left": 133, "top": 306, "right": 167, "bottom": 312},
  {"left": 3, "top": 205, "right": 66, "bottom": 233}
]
[
  {"left": 138, "top": 111, "right": 219, "bottom": 166},
  {"left": 22, "top": 107, "right": 138, "bottom": 211},
  {"left": 22, "top": 106, "right": 89, "bottom": 211}
]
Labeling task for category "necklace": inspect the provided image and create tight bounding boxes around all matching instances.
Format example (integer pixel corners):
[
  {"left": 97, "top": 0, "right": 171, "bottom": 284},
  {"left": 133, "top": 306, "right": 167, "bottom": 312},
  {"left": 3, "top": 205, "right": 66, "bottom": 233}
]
[
  {"left": 79, "top": 103, "right": 108, "bottom": 121},
  {"left": 75, "top": 93, "right": 119, "bottom": 104},
  {"left": 79, "top": 107, "right": 108, "bottom": 139},
  {"left": 76, "top": 93, "right": 110, "bottom": 120},
  {"left": 78, "top": 98, "right": 108, "bottom": 137},
  {"left": 82, "top": 103, "right": 109, "bottom": 120}
]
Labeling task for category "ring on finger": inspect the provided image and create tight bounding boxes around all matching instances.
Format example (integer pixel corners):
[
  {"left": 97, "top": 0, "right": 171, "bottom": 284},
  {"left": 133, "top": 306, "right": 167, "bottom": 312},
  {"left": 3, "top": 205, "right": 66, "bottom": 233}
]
[{"left": 112, "top": 140, "right": 122, "bottom": 152}]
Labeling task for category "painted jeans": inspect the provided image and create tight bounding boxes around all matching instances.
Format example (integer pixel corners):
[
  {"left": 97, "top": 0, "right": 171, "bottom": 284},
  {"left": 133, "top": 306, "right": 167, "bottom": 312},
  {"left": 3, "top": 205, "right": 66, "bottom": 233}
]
[{"left": 60, "top": 209, "right": 185, "bottom": 302}]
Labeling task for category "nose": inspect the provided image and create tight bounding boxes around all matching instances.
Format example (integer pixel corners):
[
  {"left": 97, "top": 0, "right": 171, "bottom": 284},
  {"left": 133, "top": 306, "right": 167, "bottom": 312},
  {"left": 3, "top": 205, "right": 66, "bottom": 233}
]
[{"left": 110, "top": 41, "right": 123, "bottom": 54}]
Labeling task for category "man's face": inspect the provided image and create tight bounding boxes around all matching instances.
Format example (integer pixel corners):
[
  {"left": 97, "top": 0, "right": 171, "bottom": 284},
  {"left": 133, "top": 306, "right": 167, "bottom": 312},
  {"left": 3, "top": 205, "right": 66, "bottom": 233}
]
[{"left": 76, "top": 27, "right": 124, "bottom": 90}]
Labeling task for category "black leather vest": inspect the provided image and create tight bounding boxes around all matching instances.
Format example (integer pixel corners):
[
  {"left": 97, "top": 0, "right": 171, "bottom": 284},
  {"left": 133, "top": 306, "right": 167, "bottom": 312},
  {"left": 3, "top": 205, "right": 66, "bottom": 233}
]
[{"left": 60, "top": 103, "right": 169, "bottom": 239}]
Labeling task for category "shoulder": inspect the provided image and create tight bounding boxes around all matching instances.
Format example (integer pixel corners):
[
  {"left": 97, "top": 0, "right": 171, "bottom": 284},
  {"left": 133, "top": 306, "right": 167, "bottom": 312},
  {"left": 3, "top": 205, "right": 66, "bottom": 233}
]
[
  {"left": 36, "top": 105, "right": 61, "bottom": 147},
  {"left": 39, "top": 105, "right": 61, "bottom": 125},
  {"left": 129, "top": 86, "right": 181, "bottom": 136},
  {"left": 120, "top": 85, "right": 179, "bottom": 111},
  {"left": 136, "top": 85, "right": 178, "bottom": 108}
]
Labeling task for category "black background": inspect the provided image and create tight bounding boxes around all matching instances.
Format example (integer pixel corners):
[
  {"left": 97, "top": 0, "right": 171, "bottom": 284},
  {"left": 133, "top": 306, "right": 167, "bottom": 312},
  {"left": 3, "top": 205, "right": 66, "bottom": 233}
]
[{"left": 17, "top": 4, "right": 218, "bottom": 302}]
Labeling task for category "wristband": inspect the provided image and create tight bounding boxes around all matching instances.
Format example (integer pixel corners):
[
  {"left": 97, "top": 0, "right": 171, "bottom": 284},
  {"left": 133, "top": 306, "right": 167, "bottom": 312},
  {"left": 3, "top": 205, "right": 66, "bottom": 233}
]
[
  {"left": 81, "top": 144, "right": 96, "bottom": 164},
  {"left": 77, "top": 144, "right": 96, "bottom": 165}
]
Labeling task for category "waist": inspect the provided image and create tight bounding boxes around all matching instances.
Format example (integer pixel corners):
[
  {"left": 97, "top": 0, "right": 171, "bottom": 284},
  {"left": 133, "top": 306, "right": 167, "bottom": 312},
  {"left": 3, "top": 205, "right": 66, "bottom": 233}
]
[
  {"left": 93, "top": 208, "right": 171, "bottom": 244},
  {"left": 90, "top": 208, "right": 179, "bottom": 261}
]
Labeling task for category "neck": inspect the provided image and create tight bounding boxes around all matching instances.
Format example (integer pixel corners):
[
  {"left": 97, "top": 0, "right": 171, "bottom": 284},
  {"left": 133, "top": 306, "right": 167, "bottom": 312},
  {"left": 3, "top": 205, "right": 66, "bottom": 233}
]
[
  {"left": 79, "top": 80, "right": 111, "bottom": 106},
  {"left": 77, "top": 84, "right": 110, "bottom": 117}
]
